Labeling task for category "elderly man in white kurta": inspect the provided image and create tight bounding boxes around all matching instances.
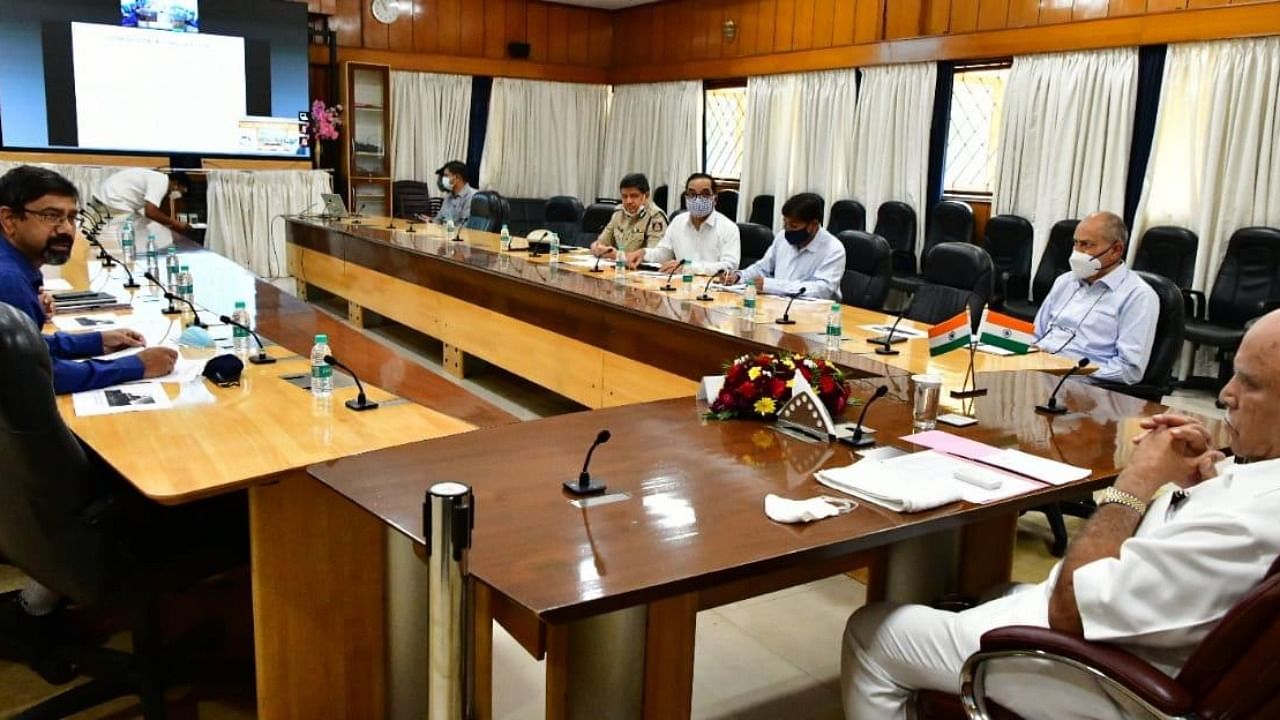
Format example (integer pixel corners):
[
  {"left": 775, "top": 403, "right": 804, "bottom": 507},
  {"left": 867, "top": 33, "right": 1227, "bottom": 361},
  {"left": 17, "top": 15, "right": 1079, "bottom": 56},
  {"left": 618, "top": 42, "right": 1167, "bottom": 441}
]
[{"left": 841, "top": 310, "right": 1280, "bottom": 720}]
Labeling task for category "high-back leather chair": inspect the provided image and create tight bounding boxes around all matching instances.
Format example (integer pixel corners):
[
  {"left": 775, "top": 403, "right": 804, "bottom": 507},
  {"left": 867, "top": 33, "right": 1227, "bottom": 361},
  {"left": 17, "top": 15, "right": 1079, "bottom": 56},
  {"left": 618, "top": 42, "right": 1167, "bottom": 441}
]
[
  {"left": 737, "top": 222, "right": 774, "bottom": 269},
  {"left": 1089, "top": 271, "right": 1184, "bottom": 403},
  {"left": 891, "top": 201, "right": 975, "bottom": 295},
  {"left": 466, "top": 190, "right": 508, "bottom": 233},
  {"left": 984, "top": 215, "right": 1034, "bottom": 308},
  {"left": 748, "top": 194, "right": 775, "bottom": 227},
  {"left": 838, "top": 231, "right": 892, "bottom": 311},
  {"left": 392, "top": 181, "right": 432, "bottom": 219},
  {"left": 716, "top": 190, "right": 740, "bottom": 222},
  {"left": 829, "top": 200, "right": 867, "bottom": 234},
  {"left": 652, "top": 185, "right": 669, "bottom": 214},
  {"left": 580, "top": 202, "right": 616, "bottom": 246},
  {"left": 874, "top": 201, "right": 920, "bottom": 278},
  {"left": 544, "top": 195, "right": 585, "bottom": 247},
  {"left": 1003, "top": 219, "right": 1079, "bottom": 322},
  {"left": 1134, "top": 226, "right": 1198, "bottom": 292},
  {"left": 904, "top": 243, "right": 993, "bottom": 332}
]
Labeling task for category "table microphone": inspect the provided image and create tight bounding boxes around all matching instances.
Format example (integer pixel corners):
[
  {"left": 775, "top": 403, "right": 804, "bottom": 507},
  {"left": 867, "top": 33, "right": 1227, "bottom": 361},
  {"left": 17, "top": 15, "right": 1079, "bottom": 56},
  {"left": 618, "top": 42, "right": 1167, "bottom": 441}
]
[
  {"left": 660, "top": 259, "right": 688, "bottom": 292},
  {"left": 847, "top": 385, "right": 889, "bottom": 447},
  {"left": 218, "top": 314, "right": 277, "bottom": 365},
  {"left": 1036, "top": 358, "right": 1090, "bottom": 415},
  {"left": 143, "top": 271, "right": 204, "bottom": 326},
  {"left": 564, "top": 429, "right": 611, "bottom": 495},
  {"left": 775, "top": 287, "right": 807, "bottom": 325},
  {"left": 323, "top": 354, "right": 379, "bottom": 411},
  {"left": 350, "top": 204, "right": 367, "bottom": 225},
  {"left": 86, "top": 235, "right": 116, "bottom": 268},
  {"left": 591, "top": 251, "right": 609, "bottom": 273},
  {"left": 99, "top": 245, "right": 139, "bottom": 289},
  {"left": 697, "top": 271, "right": 724, "bottom": 301},
  {"left": 870, "top": 308, "right": 909, "bottom": 355}
]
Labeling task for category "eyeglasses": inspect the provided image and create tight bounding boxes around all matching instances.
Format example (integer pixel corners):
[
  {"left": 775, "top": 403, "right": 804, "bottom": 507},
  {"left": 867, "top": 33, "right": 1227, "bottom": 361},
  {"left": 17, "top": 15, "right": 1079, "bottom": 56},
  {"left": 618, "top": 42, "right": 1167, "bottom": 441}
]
[
  {"left": 684, "top": 191, "right": 714, "bottom": 199},
  {"left": 22, "top": 207, "right": 81, "bottom": 228}
]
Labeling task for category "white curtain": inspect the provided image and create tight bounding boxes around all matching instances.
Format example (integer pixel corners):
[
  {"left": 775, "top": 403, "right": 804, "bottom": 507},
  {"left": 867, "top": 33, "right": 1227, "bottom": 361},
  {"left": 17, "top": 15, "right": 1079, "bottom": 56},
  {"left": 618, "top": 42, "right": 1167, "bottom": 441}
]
[
  {"left": 1132, "top": 37, "right": 1280, "bottom": 296},
  {"left": 206, "top": 170, "right": 331, "bottom": 278},
  {"left": 850, "top": 62, "right": 937, "bottom": 251},
  {"left": 993, "top": 48, "right": 1138, "bottom": 278},
  {"left": 0, "top": 161, "right": 151, "bottom": 207},
  {"left": 598, "top": 81, "right": 702, "bottom": 202},
  {"left": 480, "top": 78, "right": 609, "bottom": 200},
  {"left": 390, "top": 71, "right": 472, "bottom": 184},
  {"left": 740, "top": 69, "right": 860, "bottom": 229}
]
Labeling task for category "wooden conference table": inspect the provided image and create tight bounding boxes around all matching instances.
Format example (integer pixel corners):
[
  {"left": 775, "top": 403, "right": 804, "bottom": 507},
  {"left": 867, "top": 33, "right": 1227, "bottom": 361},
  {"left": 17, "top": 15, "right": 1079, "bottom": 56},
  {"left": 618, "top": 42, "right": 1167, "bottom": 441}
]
[{"left": 285, "top": 216, "right": 1080, "bottom": 408}]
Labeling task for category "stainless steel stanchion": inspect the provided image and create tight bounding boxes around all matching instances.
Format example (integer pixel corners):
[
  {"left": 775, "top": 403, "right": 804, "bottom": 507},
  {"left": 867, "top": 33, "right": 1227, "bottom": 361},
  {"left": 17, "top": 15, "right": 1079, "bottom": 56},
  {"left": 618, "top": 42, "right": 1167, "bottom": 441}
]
[{"left": 425, "top": 482, "right": 474, "bottom": 720}]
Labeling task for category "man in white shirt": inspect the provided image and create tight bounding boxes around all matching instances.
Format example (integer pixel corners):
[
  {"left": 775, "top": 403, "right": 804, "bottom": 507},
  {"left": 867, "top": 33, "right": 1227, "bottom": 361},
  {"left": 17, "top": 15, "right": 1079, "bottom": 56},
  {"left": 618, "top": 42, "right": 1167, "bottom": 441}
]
[
  {"left": 841, "top": 310, "right": 1280, "bottom": 720},
  {"left": 627, "top": 173, "right": 739, "bottom": 277},
  {"left": 1034, "top": 211, "right": 1160, "bottom": 385},
  {"left": 725, "top": 193, "right": 845, "bottom": 301},
  {"left": 92, "top": 168, "right": 191, "bottom": 234}
]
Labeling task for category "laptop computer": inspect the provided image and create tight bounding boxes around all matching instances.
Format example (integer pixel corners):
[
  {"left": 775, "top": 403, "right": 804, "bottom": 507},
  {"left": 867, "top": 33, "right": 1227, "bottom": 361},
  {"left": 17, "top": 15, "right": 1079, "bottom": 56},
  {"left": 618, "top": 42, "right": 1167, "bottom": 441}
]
[{"left": 319, "top": 193, "right": 349, "bottom": 219}]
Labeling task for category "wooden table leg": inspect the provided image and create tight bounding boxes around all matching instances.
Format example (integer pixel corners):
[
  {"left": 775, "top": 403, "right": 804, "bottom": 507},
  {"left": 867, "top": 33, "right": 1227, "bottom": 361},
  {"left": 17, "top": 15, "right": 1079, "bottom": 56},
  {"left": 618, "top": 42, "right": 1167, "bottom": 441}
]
[
  {"left": 472, "top": 580, "right": 494, "bottom": 720},
  {"left": 957, "top": 512, "right": 1019, "bottom": 599},
  {"left": 642, "top": 593, "right": 698, "bottom": 720}
]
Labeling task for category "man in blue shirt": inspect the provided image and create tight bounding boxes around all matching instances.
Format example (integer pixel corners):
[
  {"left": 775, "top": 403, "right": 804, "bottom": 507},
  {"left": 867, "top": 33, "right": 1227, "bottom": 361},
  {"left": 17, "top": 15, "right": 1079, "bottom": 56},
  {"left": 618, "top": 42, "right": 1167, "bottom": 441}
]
[
  {"left": 726, "top": 193, "right": 846, "bottom": 301},
  {"left": 1033, "top": 211, "right": 1159, "bottom": 385},
  {"left": 431, "top": 160, "right": 477, "bottom": 227},
  {"left": 0, "top": 166, "right": 177, "bottom": 394}
]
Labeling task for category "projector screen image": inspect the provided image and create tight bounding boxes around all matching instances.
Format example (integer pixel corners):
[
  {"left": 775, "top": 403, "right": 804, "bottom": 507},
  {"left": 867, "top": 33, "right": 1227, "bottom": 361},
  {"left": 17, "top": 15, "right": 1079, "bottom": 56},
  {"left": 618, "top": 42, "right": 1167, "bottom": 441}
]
[
  {"left": 121, "top": 0, "right": 199, "bottom": 33},
  {"left": 0, "top": 0, "right": 309, "bottom": 158}
]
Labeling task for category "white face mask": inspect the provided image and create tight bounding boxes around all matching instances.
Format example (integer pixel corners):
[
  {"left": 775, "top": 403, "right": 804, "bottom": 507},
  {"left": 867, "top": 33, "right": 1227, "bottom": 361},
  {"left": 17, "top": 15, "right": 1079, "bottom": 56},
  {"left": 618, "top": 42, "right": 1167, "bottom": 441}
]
[
  {"left": 1068, "top": 247, "right": 1112, "bottom": 280},
  {"left": 764, "top": 494, "right": 857, "bottom": 524}
]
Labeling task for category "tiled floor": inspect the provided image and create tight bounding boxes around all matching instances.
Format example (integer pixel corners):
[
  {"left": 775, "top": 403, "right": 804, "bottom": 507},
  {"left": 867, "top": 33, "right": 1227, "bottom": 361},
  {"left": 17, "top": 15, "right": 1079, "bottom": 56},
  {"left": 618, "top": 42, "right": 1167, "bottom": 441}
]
[{"left": 1, "top": 291, "right": 1221, "bottom": 719}]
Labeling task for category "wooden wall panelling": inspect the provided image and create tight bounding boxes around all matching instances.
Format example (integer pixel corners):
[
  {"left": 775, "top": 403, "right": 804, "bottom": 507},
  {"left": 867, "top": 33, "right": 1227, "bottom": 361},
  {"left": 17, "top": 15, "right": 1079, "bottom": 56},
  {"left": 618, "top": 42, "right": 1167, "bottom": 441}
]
[
  {"left": 1146, "top": 0, "right": 1188, "bottom": 10},
  {"left": 707, "top": 0, "right": 726, "bottom": 59},
  {"left": 1188, "top": 0, "right": 1234, "bottom": 7},
  {"left": 950, "top": 0, "right": 982, "bottom": 33},
  {"left": 1007, "top": 0, "right": 1042, "bottom": 27},
  {"left": 387, "top": 0, "right": 414, "bottom": 52},
  {"left": 1038, "top": 0, "right": 1076, "bottom": 23},
  {"left": 568, "top": 8, "right": 592, "bottom": 67},
  {"left": 754, "top": 0, "right": 777, "bottom": 55},
  {"left": 794, "top": 0, "right": 817, "bottom": 50},
  {"left": 436, "top": 0, "right": 461, "bottom": 54},
  {"left": 460, "top": 1, "right": 485, "bottom": 57},
  {"left": 484, "top": 0, "right": 509, "bottom": 59},
  {"left": 526, "top": 1, "right": 549, "bottom": 62},
  {"left": 333, "top": 0, "right": 363, "bottom": 47},
  {"left": 362, "top": 0, "right": 389, "bottom": 48},
  {"left": 505, "top": 0, "right": 528, "bottom": 59},
  {"left": 854, "top": 0, "right": 883, "bottom": 44},
  {"left": 690, "top": 0, "right": 711, "bottom": 58},
  {"left": 774, "top": 0, "right": 797, "bottom": 52},
  {"left": 924, "top": 0, "right": 953, "bottom": 35},
  {"left": 812, "top": 0, "right": 837, "bottom": 48},
  {"left": 1073, "top": 0, "right": 1112, "bottom": 20},
  {"left": 724, "top": 0, "right": 748, "bottom": 56},
  {"left": 884, "top": 0, "right": 923, "bottom": 39},
  {"left": 977, "top": 0, "right": 1012, "bottom": 30},
  {"left": 671, "top": 2, "right": 694, "bottom": 63},
  {"left": 588, "top": 9, "right": 612, "bottom": 68},
  {"left": 547, "top": 4, "right": 570, "bottom": 64},
  {"left": 832, "top": 0, "right": 856, "bottom": 46},
  {"left": 413, "top": 0, "right": 438, "bottom": 53},
  {"left": 1109, "top": 0, "right": 1148, "bottom": 15}
]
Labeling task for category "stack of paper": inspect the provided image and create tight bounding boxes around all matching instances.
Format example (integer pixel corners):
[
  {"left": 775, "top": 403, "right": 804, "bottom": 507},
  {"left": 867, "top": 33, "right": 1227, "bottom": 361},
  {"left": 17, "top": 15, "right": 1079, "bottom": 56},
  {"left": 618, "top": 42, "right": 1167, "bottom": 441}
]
[
  {"left": 72, "top": 382, "right": 172, "bottom": 417},
  {"left": 903, "top": 430, "right": 1091, "bottom": 486},
  {"left": 816, "top": 450, "right": 1043, "bottom": 511}
]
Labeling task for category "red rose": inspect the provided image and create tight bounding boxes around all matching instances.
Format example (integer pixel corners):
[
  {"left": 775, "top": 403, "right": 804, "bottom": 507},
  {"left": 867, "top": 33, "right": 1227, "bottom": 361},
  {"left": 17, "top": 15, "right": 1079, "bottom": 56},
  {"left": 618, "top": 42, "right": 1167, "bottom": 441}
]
[
  {"left": 819, "top": 375, "right": 837, "bottom": 394},
  {"left": 798, "top": 366, "right": 812, "bottom": 382},
  {"left": 726, "top": 363, "right": 746, "bottom": 383},
  {"left": 834, "top": 394, "right": 848, "bottom": 415},
  {"left": 715, "top": 389, "right": 736, "bottom": 409},
  {"left": 756, "top": 354, "right": 772, "bottom": 367},
  {"left": 736, "top": 381, "right": 758, "bottom": 399},
  {"left": 770, "top": 377, "right": 788, "bottom": 399}
]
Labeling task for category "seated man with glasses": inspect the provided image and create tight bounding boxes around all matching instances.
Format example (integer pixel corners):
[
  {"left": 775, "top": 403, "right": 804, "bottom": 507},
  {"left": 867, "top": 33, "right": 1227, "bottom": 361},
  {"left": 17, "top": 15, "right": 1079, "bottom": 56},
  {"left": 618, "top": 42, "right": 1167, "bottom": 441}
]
[
  {"left": 1033, "top": 211, "right": 1159, "bottom": 385},
  {"left": 724, "top": 192, "right": 845, "bottom": 301},
  {"left": 626, "top": 172, "right": 739, "bottom": 276},
  {"left": 0, "top": 166, "right": 177, "bottom": 394}
]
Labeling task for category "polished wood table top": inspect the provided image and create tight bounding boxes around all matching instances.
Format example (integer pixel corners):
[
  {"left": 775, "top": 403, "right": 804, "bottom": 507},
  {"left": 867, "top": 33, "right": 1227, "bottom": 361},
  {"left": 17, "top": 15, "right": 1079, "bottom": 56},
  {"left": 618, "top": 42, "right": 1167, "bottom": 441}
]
[
  {"left": 311, "top": 371, "right": 1210, "bottom": 623},
  {"left": 53, "top": 239, "right": 516, "bottom": 504}
]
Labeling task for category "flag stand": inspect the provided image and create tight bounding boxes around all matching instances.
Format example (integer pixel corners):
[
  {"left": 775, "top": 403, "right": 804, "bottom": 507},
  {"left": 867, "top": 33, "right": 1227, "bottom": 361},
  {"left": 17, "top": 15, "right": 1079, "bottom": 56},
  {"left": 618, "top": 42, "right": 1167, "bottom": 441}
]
[{"left": 950, "top": 341, "right": 988, "bottom": 399}]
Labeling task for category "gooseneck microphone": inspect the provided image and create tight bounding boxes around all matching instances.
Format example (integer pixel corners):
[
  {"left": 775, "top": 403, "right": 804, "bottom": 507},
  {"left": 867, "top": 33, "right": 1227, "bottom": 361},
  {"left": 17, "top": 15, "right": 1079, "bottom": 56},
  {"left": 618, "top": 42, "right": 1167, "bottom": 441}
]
[
  {"left": 660, "top": 259, "right": 688, "bottom": 292},
  {"left": 350, "top": 203, "right": 368, "bottom": 225},
  {"left": 102, "top": 245, "right": 139, "bottom": 289},
  {"left": 143, "top": 272, "right": 204, "bottom": 327},
  {"left": 847, "top": 385, "right": 890, "bottom": 448},
  {"left": 564, "top": 429, "right": 611, "bottom": 495},
  {"left": 591, "top": 250, "right": 609, "bottom": 273},
  {"left": 218, "top": 314, "right": 277, "bottom": 365},
  {"left": 697, "top": 271, "right": 724, "bottom": 301},
  {"left": 323, "top": 354, "right": 379, "bottom": 411},
  {"left": 1036, "top": 358, "right": 1091, "bottom": 414},
  {"left": 775, "top": 287, "right": 807, "bottom": 325},
  {"left": 85, "top": 235, "right": 116, "bottom": 268},
  {"left": 871, "top": 308, "right": 909, "bottom": 355}
]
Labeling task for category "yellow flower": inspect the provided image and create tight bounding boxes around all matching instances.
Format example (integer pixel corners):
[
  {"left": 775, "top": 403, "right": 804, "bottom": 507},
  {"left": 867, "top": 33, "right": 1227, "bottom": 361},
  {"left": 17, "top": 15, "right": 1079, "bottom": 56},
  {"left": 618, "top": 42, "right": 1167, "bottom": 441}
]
[
  {"left": 753, "top": 397, "right": 777, "bottom": 416},
  {"left": 748, "top": 366, "right": 762, "bottom": 381},
  {"left": 786, "top": 378, "right": 795, "bottom": 388},
  {"left": 783, "top": 357, "right": 796, "bottom": 369}
]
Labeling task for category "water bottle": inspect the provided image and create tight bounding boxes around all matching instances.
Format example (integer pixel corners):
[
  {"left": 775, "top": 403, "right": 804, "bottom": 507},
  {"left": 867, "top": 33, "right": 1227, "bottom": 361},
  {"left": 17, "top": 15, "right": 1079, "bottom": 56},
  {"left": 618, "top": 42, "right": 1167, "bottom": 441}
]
[
  {"left": 232, "top": 301, "right": 251, "bottom": 358},
  {"left": 144, "top": 232, "right": 160, "bottom": 281},
  {"left": 680, "top": 265, "right": 694, "bottom": 299},
  {"left": 121, "top": 219, "right": 136, "bottom": 265},
  {"left": 742, "top": 283, "right": 757, "bottom": 321},
  {"left": 826, "top": 303, "right": 843, "bottom": 354},
  {"left": 165, "top": 246, "right": 180, "bottom": 288},
  {"left": 613, "top": 250, "right": 627, "bottom": 284},
  {"left": 499, "top": 224, "right": 512, "bottom": 253},
  {"left": 176, "top": 264, "right": 194, "bottom": 324},
  {"left": 549, "top": 232, "right": 561, "bottom": 263},
  {"left": 445, "top": 218, "right": 457, "bottom": 240},
  {"left": 310, "top": 334, "right": 333, "bottom": 399}
]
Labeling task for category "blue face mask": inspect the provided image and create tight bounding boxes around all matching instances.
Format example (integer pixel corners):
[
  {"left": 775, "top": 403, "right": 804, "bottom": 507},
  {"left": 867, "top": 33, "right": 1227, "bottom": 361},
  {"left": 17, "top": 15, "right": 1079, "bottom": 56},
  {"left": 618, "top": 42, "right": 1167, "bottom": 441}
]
[
  {"left": 784, "top": 227, "right": 812, "bottom": 246},
  {"left": 686, "top": 195, "right": 714, "bottom": 218}
]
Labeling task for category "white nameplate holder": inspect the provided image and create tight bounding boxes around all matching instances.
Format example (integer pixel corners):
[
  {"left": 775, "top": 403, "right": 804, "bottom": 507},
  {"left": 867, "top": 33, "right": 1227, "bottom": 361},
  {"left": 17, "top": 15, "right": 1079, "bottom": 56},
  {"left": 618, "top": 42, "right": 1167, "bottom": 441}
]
[{"left": 776, "top": 374, "right": 865, "bottom": 443}]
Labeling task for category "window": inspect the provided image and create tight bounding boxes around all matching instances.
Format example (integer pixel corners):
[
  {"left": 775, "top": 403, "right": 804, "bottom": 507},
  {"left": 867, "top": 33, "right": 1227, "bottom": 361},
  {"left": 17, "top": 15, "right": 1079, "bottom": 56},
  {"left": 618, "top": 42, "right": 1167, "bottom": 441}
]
[
  {"left": 704, "top": 83, "right": 747, "bottom": 181},
  {"left": 944, "top": 64, "right": 1010, "bottom": 196}
]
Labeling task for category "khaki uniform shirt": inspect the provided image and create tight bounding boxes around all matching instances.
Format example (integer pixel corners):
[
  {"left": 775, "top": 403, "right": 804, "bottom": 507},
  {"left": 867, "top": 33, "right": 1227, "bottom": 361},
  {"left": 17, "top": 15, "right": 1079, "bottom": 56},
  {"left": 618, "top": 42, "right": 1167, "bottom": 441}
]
[{"left": 596, "top": 203, "right": 667, "bottom": 252}]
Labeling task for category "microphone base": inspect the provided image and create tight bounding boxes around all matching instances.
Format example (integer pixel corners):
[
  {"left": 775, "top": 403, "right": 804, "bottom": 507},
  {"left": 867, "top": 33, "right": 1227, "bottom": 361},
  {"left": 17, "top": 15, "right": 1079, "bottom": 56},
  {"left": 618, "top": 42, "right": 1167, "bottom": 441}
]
[
  {"left": 563, "top": 477, "right": 607, "bottom": 496},
  {"left": 660, "top": 285, "right": 677, "bottom": 292},
  {"left": 867, "top": 335, "right": 908, "bottom": 346},
  {"left": 250, "top": 353, "right": 277, "bottom": 365},
  {"left": 696, "top": 294, "right": 715, "bottom": 302},
  {"left": 950, "top": 388, "right": 988, "bottom": 399},
  {"left": 589, "top": 267, "right": 605, "bottom": 273},
  {"left": 1035, "top": 403, "right": 1068, "bottom": 415},
  {"left": 775, "top": 318, "right": 796, "bottom": 325},
  {"left": 874, "top": 346, "right": 900, "bottom": 356},
  {"left": 450, "top": 237, "right": 464, "bottom": 242},
  {"left": 122, "top": 281, "right": 141, "bottom": 289},
  {"left": 844, "top": 433, "right": 877, "bottom": 448},
  {"left": 345, "top": 397, "right": 380, "bottom": 412},
  {"left": 161, "top": 305, "right": 182, "bottom": 316}
]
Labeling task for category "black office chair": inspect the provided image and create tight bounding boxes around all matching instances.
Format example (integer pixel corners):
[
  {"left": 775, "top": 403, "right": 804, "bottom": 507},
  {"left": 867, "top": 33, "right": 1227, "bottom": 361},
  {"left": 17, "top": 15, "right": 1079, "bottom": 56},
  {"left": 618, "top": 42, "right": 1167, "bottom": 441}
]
[
  {"left": 653, "top": 186, "right": 669, "bottom": 214},
  {"left": 1184, "top": 227, "right": 1280, "bottom": 388},
  {"left": 828, "top": 200, "right": 867, "bottom": 234},
  {"left": 392, "top": 181, "right": 432, "bottom": 219},
  {"left": 748, "top": 195, "right": 775, "bottom": 227},
  {"left": 544, "top": 196, "right": 586, "bottom": 247},
  {"left": 904, "top": 243, "right": 994, "bottom": 331},
  {"left": 1133, "top": 226, "right": 1198, "bottom": 298},
  {"left": 890, "top": 201, "right": 974, "bottom": 295},
  {"left": 984, "top": 215, "right": 1034, "bottom": 309},
  {"left": 874, "top": 201, "right": 919, "bottom": 283},
  {"left": 0, "top": 303, "right": 248, "bottom": 719},
  {"left": 1002, "top": 219, "right": 1079, "bottom": 322},
  {"left": 717, "top": 190, "right": 740, "bottom": 222},
  {"left": 838, "top": 231, "right": 892, "bottom": 311},
  {"left": 737, "top": 222, "right": 774, "bottom": 270},
  {"left": 580, "top": 203, "right": 616, "bottom": 246},
  {"left": 466, "top": 190, "right": 508, "bottom": 233}
]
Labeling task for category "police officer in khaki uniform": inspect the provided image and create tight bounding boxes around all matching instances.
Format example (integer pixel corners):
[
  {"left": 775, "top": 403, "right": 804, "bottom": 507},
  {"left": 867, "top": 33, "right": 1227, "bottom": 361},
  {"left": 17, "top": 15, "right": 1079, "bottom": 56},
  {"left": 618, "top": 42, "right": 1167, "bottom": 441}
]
[{"left": 590, "top": 173, "right": 667, "bottom": 258}]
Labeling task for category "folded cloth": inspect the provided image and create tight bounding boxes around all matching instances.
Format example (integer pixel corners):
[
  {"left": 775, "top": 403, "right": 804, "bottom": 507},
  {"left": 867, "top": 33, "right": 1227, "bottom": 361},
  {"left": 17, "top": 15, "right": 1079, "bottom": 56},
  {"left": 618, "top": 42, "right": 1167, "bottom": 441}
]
[
  {"left": 764, "top": 494, "right": 857, "bottom": 524},
  {"left": 814, "top": 458, "right": 963, "bottom": 513}
]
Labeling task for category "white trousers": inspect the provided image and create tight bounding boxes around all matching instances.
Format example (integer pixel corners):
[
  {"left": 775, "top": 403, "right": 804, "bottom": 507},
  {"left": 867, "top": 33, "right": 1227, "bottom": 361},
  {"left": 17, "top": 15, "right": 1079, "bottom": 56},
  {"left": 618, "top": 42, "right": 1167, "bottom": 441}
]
[{"left": 841, "top": 589, "right": 1134, "bottom": 720}]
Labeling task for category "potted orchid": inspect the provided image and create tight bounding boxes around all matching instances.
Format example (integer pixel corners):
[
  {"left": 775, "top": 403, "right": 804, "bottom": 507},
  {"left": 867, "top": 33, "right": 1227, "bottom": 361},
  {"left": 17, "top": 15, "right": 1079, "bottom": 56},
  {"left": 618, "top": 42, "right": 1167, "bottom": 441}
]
[{"left": 309, "top": 99, "right": 343, "bottom": 168}]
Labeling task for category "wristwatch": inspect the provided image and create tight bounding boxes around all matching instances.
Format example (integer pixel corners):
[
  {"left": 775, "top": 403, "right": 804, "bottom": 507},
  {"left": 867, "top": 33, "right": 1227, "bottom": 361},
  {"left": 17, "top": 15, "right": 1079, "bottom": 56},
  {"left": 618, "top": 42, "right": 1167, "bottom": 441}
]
[{"left": 1098, "top": 487, "right": 1148, "bottom": 516}]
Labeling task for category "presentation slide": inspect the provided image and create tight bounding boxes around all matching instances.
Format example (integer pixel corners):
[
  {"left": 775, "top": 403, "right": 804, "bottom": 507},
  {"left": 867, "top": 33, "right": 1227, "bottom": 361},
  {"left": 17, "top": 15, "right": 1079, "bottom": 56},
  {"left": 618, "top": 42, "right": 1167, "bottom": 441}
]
[{"left": 72, "top": 22, "right": 245, "bottom": 154}]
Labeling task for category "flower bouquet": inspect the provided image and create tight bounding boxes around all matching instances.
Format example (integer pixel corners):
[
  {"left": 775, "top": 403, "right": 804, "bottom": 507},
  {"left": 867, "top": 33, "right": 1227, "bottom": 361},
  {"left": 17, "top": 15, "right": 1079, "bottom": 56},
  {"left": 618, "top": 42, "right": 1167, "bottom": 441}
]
[
  {"left": 309, "top": 99, "right": 343, "bottom": 167},
  {"left": 707, "top": 353, "right": 851, "bottom": 421}
]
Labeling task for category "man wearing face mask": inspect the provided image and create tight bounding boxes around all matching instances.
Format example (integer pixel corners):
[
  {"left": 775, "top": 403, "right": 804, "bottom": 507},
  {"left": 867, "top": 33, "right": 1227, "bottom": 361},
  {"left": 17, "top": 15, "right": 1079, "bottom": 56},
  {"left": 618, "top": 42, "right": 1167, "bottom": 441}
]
[
  {"left": 92, "top": 168, "right": 191, "bottom": 235},
  {"left": 1033, "top": 211, "right": 1159, "bottom": 385},
  {"left": 724, "top": 192, "right": 845, "bottom": 301},
  {"left": 433, "top": 160, "right": 477, "bottom": 227},
  {"left": 626, "top": 172, "right": 739, "bottom": 276},
  {"left": 0, "top": 166, "right": 177, "bottom": 394},
  {"left": 590, "top": 173, "right": 667, "bottom": 259}
]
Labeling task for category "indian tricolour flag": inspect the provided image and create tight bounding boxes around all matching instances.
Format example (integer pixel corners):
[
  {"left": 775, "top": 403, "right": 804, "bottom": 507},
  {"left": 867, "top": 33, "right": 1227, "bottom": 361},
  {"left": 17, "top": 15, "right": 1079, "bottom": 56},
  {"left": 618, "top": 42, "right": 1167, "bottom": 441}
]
[
  {"left": 928, "top": 310, "right": 971, "bottom": 357},
  {"left": 979, "top": 310, "right": 1036, "bottom": 355}
]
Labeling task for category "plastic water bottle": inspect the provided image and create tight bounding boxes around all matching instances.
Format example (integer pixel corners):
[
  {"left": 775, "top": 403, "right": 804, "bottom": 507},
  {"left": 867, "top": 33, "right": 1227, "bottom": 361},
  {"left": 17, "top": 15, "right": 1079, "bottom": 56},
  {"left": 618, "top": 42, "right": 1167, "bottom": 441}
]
[
  {"left": 165, "top": 246, "right": 180, "bottom": 288},
  {"left": 742, "top": 283, "right": 757, "bottom": 321},
  {"left": 232, "top": 300, "right": 252, "bottom": 358},
  {"left": 826, "top": 303, "right": 844, "bottom": 354},
  {"left": 681, "top": 265, "right": 694, "bottom": 299},
  {"left": 310, "top": 334, "right": 333, "bottom": 399},
  {"left": 176, "top": 264, "right": 194, "bottom": 324},
  {"left": 445, "top": 218, "right": 457, "bottom": 240},
  {"left": 144, "top": 232, "right": 160, "bottom": 280},
  {"left": 499, "top": 224, "right": 512, "bottom": 253},
  {"left": 549, "top": 232, "right": 561, "bottom": 263},
  {"left": 614, "top": 250, "right": 628, "bottom": 284},
  {"left": 121, "top": 219, "right": 136, "bottom": 264}
]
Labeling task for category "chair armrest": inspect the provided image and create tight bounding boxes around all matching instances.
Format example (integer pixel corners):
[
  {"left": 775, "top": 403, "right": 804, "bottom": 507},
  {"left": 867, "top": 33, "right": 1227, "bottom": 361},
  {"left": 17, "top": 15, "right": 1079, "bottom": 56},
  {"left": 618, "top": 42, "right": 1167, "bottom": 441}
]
[
  {"left": 976, "top": 626, "right": 1193, "bottom": 715},
  {"left": 1182, "top": 289, "right": 1206, "bottom": 320}
]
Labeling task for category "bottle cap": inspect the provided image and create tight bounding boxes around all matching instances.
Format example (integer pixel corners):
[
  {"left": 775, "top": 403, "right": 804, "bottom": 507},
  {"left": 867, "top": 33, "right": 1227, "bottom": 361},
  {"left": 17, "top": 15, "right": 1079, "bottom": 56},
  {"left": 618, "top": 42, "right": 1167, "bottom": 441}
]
[
  {"left": 235, "top": 300, "right": 246, "bottom": 308},
  {"left": 316, "top": 334, "right": 328, "bottom": 344},
  {"left": 179, "top": 264, "right": 189, "bottom": 271}
]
